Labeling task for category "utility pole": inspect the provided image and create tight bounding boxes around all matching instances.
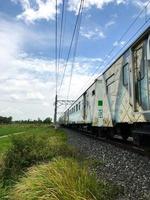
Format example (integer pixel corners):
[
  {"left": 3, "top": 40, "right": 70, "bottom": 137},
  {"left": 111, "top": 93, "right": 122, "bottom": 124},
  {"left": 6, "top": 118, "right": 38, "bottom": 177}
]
[
  {"left": 54, "top": 0, "right": 58, "bottom": 130},
  {"left": 54, "top": 94, "right": 58, "bottom": 129},
  {"left": 54, "top": 97, "right": 74, "bottom": 129}
]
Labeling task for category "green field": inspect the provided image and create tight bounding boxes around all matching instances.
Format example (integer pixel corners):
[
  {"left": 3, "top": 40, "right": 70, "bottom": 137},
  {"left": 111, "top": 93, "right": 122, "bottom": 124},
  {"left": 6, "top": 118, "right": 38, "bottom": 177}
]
[
  {"left": 0, "top": 124, "right": 120, "bottom": 200},
  {"left": 0, "top": 124, "right": 30, "bottom": 137},
  {"left": 0, "top": 124, "right": 54, "bottom": 154},
  {"left": 0, "top": 137, "right": 11, "bottom": 157},
  {"left": 0, "top": 124, "right": 38, "bottom": 157}
]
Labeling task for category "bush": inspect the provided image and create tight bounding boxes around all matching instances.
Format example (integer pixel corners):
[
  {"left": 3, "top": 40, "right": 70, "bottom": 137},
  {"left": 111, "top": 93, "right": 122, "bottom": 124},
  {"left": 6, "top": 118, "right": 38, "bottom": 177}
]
[
  {"left": 10, "top": 158, "right": 119, "bottom": 200},
  {"left": 43, "top": 117, "right": 52, "bottom": 124},
  {"left": 0, "top": 131, "right": 76, "bottom": 185},
  {"left": 0, "top": 116, "right": 12, "bottom": 124}
]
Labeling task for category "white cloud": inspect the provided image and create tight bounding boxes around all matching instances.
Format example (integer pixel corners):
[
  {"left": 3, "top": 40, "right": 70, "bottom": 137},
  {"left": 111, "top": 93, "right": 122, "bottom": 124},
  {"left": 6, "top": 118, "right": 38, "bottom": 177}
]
[
  {"left": 116, "top": 0, "right": 127, "bottom": 4},
  {"left": 68, "top": 0, "right": 127, "bottom": 13},
  {"left": 0, "top": 15, "right": 103, "bottom": 120},
  {"left": 11, "top": 0, "right": 62, "bottom": 23},
  {"left": 12, "top": 0, "right": 149, "bottom": 26},
  {"left": 0, "top": 107, "right": 24, "bottom": 119},
  {"left": 113, "top": 40, "right": 126, "bottom": 47},
  {"left": 105, "top": 20, "right": 116, "bottom": 28},
  {"left": 11, "top": 0, "right": 129, "bottom": 23},
  {"left": 80, "top": 27, "right": 105, "bottom": 40},
  {"left": 0, "top": 54, "right": 102, "bottom": 120},
  {"left": 131, "top": 0, "right": 150, "bottom": 15}
]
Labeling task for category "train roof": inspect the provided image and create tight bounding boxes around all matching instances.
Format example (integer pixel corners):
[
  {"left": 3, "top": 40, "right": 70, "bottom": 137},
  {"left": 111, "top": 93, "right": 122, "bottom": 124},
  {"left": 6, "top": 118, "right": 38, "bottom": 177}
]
[
  {"left": 102, "top": 26, "right": 150, "bottom": 75},
  {"left": 62, "top": 26, "right": 150, "bottom": 114}
]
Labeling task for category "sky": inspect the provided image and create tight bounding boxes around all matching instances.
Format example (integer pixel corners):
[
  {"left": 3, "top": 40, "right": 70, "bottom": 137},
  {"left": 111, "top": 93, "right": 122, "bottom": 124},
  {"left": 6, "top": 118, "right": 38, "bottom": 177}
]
[{"left": 0, "top": 0, "right": 150, "bottom": 120}]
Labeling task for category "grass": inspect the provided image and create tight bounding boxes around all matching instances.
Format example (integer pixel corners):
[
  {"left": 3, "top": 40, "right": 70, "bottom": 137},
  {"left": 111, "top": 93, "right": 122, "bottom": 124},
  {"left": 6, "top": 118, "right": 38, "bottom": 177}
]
[
  {"left": 0, "top": 124, "right": 45, "bottom": 158},
  {"left": 0, "top": 124, "right": 37, "bottom": 157},
  {"left": 0, "top": 124, "right": 120, "bottom": 200},
  {"left": 0, "top": 125, "right": 57, "bottom": 154},
  {"left": 0, "top": 127, "right": 76, "bottom": 185},
  {"left": 10, "top": 157, "right": 119, "bottom": 200},
  {"left": 0, "top": 137, "right": 11, "bottom": 157},
  {"left": 0, "top": 124, "right": 30, "bottom": 137}
]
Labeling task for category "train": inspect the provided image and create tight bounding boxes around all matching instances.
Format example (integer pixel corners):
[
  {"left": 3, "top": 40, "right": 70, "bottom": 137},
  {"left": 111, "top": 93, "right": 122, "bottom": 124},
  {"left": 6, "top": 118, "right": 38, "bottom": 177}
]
[{"left": 59, "top": 27, "right": 150, "bottom": 146}]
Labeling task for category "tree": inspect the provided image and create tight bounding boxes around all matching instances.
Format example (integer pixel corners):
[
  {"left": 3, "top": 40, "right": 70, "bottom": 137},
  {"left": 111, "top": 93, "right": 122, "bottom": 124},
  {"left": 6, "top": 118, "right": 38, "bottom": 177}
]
[
  {"left": 0, "top": 116, "right": 12, "bottom": 124},
  {"left": 38, "top": 118, "right": 42, "bottom": 123},
  {"left": 43, "top": 117, "right": 52, "bottom": 124}
]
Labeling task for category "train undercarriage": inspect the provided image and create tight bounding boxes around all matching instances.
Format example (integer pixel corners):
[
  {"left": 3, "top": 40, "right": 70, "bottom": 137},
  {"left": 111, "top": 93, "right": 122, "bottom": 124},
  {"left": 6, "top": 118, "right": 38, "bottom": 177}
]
[{"left": 63, "top": 122, "right": 150, "bottom": 147}]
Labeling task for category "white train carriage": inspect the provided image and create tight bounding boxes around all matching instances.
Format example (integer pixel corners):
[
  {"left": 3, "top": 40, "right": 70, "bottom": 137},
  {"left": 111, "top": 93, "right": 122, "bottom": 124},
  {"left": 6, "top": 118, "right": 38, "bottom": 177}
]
[
  {"left": 61, "top": 78, "right": 104, "bottom": 128},
  {"left": 60, "top": 27, "right": 150, "bottom": 145}
]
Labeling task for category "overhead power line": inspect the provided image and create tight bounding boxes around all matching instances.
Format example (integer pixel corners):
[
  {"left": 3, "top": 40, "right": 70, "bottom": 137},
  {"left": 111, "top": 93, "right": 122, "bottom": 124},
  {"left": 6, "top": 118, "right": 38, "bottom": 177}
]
[
  {"left": 57, "top": 0, "right": 66, "bottom": 75},
  {"left": 66, "top": 0, "right": 84, "bottom": 100},
  {"left": 55, "top": 0, "right": 58, "bottom": 95},
  {"left": 58, "top": 0, "right": 84, "bottom": 94},
  {"left": 76, "top": 0, "right": 150, "bottom": 96},
  {"left": 54, "top": 0, "right": 58, "bottom": 128}
]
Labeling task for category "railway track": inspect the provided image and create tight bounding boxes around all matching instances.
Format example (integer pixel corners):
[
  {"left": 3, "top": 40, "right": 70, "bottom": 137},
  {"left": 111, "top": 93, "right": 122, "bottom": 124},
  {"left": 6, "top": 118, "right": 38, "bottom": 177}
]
[
  {"left": 65, "top": 127, "right": 150, "bottom": 158},
  {"left": 64, "top": 127, "right": 150, "bottom": 199}
]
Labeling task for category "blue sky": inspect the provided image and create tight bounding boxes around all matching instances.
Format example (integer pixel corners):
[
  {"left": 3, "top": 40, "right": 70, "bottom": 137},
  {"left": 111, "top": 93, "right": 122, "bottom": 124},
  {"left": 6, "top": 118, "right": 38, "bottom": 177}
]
[{"left": 0, "top": 0, "right": 150, "bottom": 120}]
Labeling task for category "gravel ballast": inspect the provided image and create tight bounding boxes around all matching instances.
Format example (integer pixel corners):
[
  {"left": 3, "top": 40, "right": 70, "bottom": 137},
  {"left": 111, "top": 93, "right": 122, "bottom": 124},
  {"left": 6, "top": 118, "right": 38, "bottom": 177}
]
[{"left": 65, "top": 128, "right": 150, "bottom": 200}]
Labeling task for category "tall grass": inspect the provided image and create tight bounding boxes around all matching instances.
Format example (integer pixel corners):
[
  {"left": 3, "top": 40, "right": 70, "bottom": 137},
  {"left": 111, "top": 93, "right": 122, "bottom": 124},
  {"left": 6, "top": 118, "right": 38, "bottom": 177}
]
[
  {"left": 0, "top": 124, "right": 31, "bottom": 137},
  {"left": 10, "top": 157, "right": 119, "bottom": 200},
  {"left": 0, "top": 129, "right": 76, "bottom": 185},
  {"left": 0, "top": 126, "right": 120, "bottom": 199}
]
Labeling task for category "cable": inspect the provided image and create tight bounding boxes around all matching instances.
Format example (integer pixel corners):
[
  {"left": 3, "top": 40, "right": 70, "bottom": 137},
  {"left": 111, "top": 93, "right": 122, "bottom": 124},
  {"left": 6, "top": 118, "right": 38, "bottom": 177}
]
[
  {"left": 57, "top": 0, "right": 66, "bottom": 75},
  {"left": 66, "top": 0, "right": 84, "bottom": 100},
  {"left": 58, "top": 6, "right": 67, "bottom": 90},
  {"left": 102, "top": 21, "right": 150, "bottom": 74},
  {"left": 55, "top": 0, "right": 58, "bottom": 95},
  {"left": 76, "top": 0, "right": 150, "bottom": 96},
  {"left": 79, "top": 22, "right": 150, "bottom": 96},
  {"left": 58, "top": 0, "right": 84, "bottom": 94}
]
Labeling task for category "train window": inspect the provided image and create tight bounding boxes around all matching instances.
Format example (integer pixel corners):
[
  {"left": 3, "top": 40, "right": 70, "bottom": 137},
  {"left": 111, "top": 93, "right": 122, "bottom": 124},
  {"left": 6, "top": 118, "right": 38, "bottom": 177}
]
[
  {"left": 106, "top": 73, "right": 115, "bottom": 86},
  {"left": 86, "top": 100, "right": 89, "bottom": 107},
  {"left": 106, "top": 73, "right": 115, "bottom": 93},
  {"left": 92, "top": 90, "right": 95, "bottom": 96},
  {"left": 147, "top": 35, "right": 150, "bottom": 60},
  {"left": 123, "top": 63, "right": 129, "bottom": 86},
  {"left": 135, "top": 46, "right": 145, "bottom": 81},
  {"left": 78, "top": 102, "right": 80, "bottom": 110},
  {"left": 76, "top": 104, "right": 78, "bottom": 112}
]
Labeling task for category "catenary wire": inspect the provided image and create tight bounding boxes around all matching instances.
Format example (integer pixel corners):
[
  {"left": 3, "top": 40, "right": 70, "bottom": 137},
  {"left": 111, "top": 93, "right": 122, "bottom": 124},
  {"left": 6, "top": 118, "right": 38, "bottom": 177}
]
[
  {"left": 66, "top": 0, "right": 84, "bottom": 100},
  {"left": 55, "top": 0, "right": 58, "bottom": 95},
  {"left": 57, "top": 0, "right": 66, "bottom": 75},
  {"left": 76, "top": 0, "right": 150, "bottom": 96},
  {"left": 58, "top": 0, "right": 84, "bottom": 94}
]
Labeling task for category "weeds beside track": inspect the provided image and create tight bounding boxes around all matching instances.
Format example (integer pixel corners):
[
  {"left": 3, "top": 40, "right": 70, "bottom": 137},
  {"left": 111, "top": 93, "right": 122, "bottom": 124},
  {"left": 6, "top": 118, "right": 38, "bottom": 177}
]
[{"left": 0, "top": 124, "right": 120, "bottom": 200}]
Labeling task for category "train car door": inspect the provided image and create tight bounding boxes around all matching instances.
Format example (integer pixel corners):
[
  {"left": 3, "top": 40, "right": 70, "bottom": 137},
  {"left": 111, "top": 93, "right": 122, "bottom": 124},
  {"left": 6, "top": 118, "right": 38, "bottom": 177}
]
[
  {"left": 83, "top": 92, "right": 87, "bottom": 120},
  {"left": 132, "top": 38, "right": 150, "bottom": 111}
]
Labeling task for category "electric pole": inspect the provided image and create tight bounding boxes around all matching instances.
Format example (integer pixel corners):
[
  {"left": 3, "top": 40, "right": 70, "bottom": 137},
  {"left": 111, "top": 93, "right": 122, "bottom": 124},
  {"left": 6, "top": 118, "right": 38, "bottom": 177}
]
[
  {"left": 54, "top": 94, "right": 58, "bottom": 129},
  {"left": 54, "top": 97, "right": 74, "bottom": 129},
  {"left": 54, "top": 0, "right": 58, "bottom": 129}
]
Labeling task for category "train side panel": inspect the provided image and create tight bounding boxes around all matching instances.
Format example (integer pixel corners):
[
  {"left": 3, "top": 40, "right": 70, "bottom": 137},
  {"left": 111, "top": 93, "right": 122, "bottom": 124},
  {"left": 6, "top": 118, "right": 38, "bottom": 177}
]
[
  {"left": 68, "top": 96, "right": 83, "bottom": 124},
  {"left": 101, "top": 32, "right": 150, "bottom": 127},
  {"left": 59, "top": 28, "right": 150, "bottom": 144}
]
